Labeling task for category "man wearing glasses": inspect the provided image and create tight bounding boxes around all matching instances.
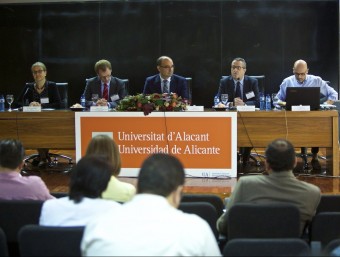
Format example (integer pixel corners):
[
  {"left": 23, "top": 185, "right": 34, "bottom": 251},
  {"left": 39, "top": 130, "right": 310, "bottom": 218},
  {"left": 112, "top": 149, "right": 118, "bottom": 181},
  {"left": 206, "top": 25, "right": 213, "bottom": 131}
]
[
  {"left": 84, "top": 59, "right": 126, "bottom": 108},
  {"left": 218, "top": 57, "right": 260, "bottom": 168},
  {"left": 276, "top": 59, "right": 338, "bottom": 171},
  {"left": 143, "top": 56, "right": 189, "bottom": 100}
]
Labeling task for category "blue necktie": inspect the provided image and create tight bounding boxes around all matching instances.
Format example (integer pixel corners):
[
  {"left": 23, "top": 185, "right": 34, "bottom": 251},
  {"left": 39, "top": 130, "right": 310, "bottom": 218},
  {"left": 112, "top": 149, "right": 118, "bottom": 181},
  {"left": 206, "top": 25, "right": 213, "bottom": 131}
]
[
  {"left": 235, "top": 81, "right": 241, "bottom": 99},
  {"left": 163, "top": 80, "right": 169, "bottom": 93}
]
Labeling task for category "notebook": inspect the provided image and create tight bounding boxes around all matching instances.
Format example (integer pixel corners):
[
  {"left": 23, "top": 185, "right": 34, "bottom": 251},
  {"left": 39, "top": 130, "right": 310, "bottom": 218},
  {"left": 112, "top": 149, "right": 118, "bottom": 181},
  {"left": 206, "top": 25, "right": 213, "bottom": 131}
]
[{"left": 285, "top": 87, "right": 320, "bottom": 110}]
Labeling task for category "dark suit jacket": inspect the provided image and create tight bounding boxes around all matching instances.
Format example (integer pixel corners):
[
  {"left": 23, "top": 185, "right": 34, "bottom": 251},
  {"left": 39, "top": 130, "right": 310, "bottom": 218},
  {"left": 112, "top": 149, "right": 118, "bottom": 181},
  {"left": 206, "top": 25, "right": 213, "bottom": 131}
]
[
  {"left": 17, "top": 81, "right": 61, "bottom": 109},
  {"left": 218, "top": 75, "right": 260, "bottom": 107},
  {"left": 143, "top": 74, "right": 189, "bottom": 99},
  {"left": 84, "top": 76, "right": 126, "bottom": 108}
]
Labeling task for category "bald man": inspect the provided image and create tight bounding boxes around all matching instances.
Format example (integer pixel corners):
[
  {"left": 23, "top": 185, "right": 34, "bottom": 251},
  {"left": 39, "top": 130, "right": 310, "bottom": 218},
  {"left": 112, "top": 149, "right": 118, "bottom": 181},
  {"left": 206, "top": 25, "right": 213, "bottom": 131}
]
[{"left": 276, "top": 59, "right": 338, "bottom": 171}]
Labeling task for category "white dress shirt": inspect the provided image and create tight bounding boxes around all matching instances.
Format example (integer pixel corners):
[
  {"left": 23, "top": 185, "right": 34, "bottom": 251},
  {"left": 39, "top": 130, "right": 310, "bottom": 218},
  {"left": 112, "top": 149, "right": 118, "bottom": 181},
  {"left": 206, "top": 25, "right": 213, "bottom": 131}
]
[{"left": 81, "top": 194, "right": 221, "bottom": 256}]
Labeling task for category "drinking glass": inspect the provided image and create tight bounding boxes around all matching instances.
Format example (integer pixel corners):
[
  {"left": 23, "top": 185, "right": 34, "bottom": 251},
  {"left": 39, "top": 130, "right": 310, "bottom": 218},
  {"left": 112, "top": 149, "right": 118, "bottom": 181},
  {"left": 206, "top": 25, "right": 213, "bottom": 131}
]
[
  {"left": 6, "top": 94, "right": 13, "bottom": 112},
  {"left": 271, "top": 93, "right": 280, "bottom": 110},
  {"left": 91, "top": 94, "right": 99, "bottom": 105},
  {"left": 221, "top": 94, "right": 229, "bottom": 106}
]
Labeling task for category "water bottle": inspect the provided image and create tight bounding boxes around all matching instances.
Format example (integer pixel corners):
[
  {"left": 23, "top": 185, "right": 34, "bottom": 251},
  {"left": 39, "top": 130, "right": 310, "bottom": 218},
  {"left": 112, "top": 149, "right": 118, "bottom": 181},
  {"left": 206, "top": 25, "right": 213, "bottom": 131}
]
[
  {"left": 259, "top": 92, "right": 265, "bottom": 110},
  {"left": 265, "top": 94, "right": 271, "bottom": 110},
  {"left": 0, "top": 95, "right": 4, "bottom": 112},
  {"left": 80, "top": 94, "right": 85, "bottom": 107},
  {"left": 214, "top": 94, "right": 220, "bottom": 107}
]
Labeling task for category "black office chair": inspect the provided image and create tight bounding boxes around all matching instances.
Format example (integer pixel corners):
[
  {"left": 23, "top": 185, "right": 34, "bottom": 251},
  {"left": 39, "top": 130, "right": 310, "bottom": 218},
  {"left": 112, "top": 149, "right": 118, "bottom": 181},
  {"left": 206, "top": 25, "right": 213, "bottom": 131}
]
[
  {"left": 223, "top": 238, "right": 310, "bottom": 257},
  {"left": 226, "top": 203, "right": 300, "bottom": 240},
  {"left": 316, "top": 194, "right": 340, "bottom": 214},
  {"left": 310, "top": 212, "right": 340, "bottom": 248},
  {"left": 0, "top": 200, "right": 43, "bottom": 256},
  {"left": 178, "top": 202, "right": 219, "bottom": 240},
  {"left": 185, "top": 77, "right": 192, "bottom": 104},
  {"left": 323, "top": 239, "right": 340, "bottom": 256},
  {"left": 18, "top": 225, "right": 84, "bottom": 257},
  {"left": 181, "top": 193, "right": 224, "bottom": 217},
  {"left": 22, "top": 82, "right": 73, "bottom": 173},
  {"left": 0, "top": 227, "right": 9, "bottom": 257}
]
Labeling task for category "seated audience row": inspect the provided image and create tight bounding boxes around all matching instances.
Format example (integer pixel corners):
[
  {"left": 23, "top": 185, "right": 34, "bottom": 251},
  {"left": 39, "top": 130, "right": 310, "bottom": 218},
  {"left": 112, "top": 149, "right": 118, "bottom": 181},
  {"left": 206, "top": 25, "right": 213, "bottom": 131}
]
[{"left": 0, "top": 137, "right": 324, "bottom": 256}]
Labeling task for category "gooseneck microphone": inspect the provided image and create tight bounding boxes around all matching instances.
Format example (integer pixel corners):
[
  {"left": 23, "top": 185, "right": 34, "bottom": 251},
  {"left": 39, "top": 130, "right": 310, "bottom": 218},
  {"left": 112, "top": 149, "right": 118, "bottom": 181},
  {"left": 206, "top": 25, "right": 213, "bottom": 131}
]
[{"left": 23, "top": 86, "right": 31, "bottom": 106}]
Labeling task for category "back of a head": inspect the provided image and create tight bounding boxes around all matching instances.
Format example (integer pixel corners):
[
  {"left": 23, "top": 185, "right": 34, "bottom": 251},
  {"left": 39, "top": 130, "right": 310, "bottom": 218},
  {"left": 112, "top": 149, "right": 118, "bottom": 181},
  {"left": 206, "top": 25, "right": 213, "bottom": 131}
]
[
  {"left": 0, "top": 139, "right": 24, "bottom": 170},
  {"left": 137, "top": 153, "right": 185, "bottom": 197},
  {"left": 85, "top": 135, "right": 121, "bottom": 176},
  {"left": 265, "top": 139, "right": 296, "bottom": 172},
  {"left": 69, "top": 155, "right": 112, "bottom": 203}
]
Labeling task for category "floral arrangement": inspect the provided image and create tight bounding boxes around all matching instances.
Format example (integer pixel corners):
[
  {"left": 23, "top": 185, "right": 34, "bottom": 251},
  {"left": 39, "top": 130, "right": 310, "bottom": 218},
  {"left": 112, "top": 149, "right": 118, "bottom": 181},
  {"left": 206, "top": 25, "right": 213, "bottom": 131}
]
[{"left": 117, "top": 93, "right": 188, "bottom": 115}]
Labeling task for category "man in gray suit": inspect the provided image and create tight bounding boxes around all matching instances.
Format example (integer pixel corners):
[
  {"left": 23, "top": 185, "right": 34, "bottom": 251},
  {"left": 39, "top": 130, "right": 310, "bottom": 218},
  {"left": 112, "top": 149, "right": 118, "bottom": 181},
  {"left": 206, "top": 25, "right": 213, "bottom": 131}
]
[
  {"left": 217, "top": 139, "right": 321, "bottom": 236},
  {"left": 84, "top": 59, "right": 126, "bottom": 108}
]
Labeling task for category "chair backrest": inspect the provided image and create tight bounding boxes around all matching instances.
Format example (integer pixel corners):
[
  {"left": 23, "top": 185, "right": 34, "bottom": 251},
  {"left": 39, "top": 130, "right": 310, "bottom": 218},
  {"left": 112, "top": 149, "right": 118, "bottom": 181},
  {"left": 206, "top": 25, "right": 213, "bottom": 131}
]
[
  {"left": 0, "top": 200, "right": 43, "bottom": 242},
  {"left": 178, "top": 202, "right": 219, "bottom": 239},
  {"left": 181, "top": 194, "right": 224, "bottom": 216},
  {"left": 18, "top": 224, "right": 84, "bottom": 257},
  {"left": 316, "top": 194, "right": 340, "bottom": 214},
  {"left": 56, "top": 82, "right": 68, "bottom": 109},
  {"left": 323, "top": 238, "right": 340, "bottom": 256},
  {"left": 0, "top": 227, "right": 9, "bottom": 257},
  {"left": 0, "top": 200, "right": 43, "bottom": 257},
  {"left": 227, "top": 203, "right": 300, "bottom": 240},
  {"left": 185, "top": 77, "right": 192, "bottom": 103},
  {"left": 223, "top": 238, "right": 310, "bottom": 257},
  {"left": 310, "top": 212, "right": 340, "bottom": 247},
  {"left": 248, "top": 75, "right": 265, "bottom": 93}
]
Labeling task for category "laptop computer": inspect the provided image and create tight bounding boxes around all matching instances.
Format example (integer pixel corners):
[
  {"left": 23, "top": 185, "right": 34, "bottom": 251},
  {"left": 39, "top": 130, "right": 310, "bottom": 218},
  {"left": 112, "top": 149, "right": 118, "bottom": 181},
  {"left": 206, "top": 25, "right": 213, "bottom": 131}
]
[{"left": 285, "top": 87, "right": 320, "bottom": 110}]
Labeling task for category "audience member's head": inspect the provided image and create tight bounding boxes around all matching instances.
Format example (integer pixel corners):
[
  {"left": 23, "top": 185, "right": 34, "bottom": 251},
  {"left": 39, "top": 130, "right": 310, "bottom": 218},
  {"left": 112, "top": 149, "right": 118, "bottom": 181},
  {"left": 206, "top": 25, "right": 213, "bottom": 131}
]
[
  {"left": 0, "top": 139, "right": 25, "bottom": 170},
  {"left": 265, "top": 139, "right": 296, "bottom": 172},
  {"left": 85, "top": 135, "right": 121, "bottom": 176},
  {"left": 69, "top": 155, "right": 112, "bottom": 203},
  {"left": 137, "top": 153, "right": 185, "bottom": 207}
]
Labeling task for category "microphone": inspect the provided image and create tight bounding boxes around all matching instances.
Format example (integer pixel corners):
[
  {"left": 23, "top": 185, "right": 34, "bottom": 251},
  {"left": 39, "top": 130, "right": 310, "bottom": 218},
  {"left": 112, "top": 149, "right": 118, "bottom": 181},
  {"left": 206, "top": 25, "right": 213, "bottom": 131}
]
[{"left": 23, "top": 86, "right": 31, "bottom": 106}]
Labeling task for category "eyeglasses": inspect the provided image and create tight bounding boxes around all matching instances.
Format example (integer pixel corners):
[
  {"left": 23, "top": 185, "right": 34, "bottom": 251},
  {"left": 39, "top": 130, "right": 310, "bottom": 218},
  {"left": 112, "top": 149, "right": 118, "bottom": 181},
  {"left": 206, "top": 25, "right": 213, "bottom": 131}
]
[
  {"left": 231, "top": 66, "right": 245, "bottom": 71},
  {"left": 160, "top": 65, "right": 174, "bottom": 69},
  {"left": 294, "top": 72, "right": 307, "bottom": 76},
  {"left": 32, "top": 70, "right": 45, "bottom": 75}
]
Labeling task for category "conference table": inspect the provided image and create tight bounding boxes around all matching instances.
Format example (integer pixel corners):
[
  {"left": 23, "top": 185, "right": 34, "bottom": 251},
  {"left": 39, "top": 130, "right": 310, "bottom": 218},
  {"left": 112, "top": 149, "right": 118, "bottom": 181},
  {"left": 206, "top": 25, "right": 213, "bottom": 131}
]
[{"left": 0, "top": 109, "right": 338, "bottom": 176}]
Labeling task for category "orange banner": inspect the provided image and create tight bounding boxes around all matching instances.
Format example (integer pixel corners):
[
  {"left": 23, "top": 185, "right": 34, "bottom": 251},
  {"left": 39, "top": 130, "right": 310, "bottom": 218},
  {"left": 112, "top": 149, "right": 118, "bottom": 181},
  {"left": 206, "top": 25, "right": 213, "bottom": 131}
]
[{"left": 75, "top": 112, "right": 237, "bottom": 177}]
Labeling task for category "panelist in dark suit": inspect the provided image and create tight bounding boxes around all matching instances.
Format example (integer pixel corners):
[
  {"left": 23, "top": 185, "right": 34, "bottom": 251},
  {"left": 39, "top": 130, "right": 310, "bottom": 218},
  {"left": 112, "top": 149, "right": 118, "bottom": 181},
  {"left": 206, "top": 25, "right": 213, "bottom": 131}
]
[
  {"left": 84, "top": 59, "right": 126, "bottom": 109},
  {"left": 218, "top": 58, "right": 259, "bottom": 107},
  {"left": 217, "top": 57, "right": 260, "bottom": 167},
  {"left": 143, "top": 56, "right": 189, "bottom": 100}
]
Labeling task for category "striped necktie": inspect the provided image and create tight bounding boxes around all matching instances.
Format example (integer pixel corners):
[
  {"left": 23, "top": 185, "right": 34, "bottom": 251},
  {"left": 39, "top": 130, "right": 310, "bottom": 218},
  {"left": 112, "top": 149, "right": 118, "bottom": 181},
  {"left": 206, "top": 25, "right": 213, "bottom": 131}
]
[
  {"left": 163, "top": 80, "right": 169, "bottom": 94},
  {"left": 103, "top": 83, "right": 109, "bottom": 100}
]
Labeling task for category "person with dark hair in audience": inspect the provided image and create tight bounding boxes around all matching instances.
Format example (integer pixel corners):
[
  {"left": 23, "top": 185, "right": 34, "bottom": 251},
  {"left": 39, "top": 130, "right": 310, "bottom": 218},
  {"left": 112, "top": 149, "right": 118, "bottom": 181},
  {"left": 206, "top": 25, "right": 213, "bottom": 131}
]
[
  {"left": 217, "top": 57, "right": 260, "bottom": 168},
  {"left": 17, "top": 62, "right": 62, "bottom": 167},
  {"left": 85, "top": 135, "right": 136, "bottom": 202},
  {"left": 84, "top": 59, "right": 126, "bottom": 109},
  {"left": 143, "top": 56, "right": 189, "bottom": 99},
  {"left": 81, "top": 153, "right": 221, "bottom": 256},
  {"left": 0, "top": 139, "right": 54, "bottom": 200},
  {"left": 217, "top": 139, "right": 321, "bottom": 237},
  {"left": 39, "top": 155, "right": 121, "bottom": 226}
]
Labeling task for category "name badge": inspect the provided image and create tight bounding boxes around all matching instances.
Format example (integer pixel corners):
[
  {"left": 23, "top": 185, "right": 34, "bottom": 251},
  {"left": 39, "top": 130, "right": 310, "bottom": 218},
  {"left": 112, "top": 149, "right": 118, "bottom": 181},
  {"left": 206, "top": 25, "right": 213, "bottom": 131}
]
[
  {"left": 111, "top": 94, "right": 119, "bottom": 101},
  {"left": 40, "top": 97, "right": 49, "bottom": 104},
  {"left": 245, "top": 91, "right": 255, "bottom": 99}
]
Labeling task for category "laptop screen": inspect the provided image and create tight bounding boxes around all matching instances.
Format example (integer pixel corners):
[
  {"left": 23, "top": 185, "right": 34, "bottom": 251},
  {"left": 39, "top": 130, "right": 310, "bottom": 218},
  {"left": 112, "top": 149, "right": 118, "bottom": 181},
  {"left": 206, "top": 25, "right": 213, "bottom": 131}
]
[{"left": 285, "top": 87, "right": 320, "bottom": 110}]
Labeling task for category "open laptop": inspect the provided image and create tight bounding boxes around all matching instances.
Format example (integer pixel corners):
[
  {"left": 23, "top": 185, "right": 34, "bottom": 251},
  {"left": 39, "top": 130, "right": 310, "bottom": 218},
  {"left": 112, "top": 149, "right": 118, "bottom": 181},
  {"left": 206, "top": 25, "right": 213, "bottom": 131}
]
[{"left": 285, "top": 87, "right": 320, "bottom": 110}]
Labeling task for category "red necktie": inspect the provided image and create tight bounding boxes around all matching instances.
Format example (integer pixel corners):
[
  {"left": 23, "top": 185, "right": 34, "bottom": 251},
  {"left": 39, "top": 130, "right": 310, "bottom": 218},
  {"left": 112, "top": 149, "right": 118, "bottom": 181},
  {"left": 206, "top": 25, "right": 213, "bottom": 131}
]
[{"left": 103, "top": 83, "right": 108, "bottom": 100}]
